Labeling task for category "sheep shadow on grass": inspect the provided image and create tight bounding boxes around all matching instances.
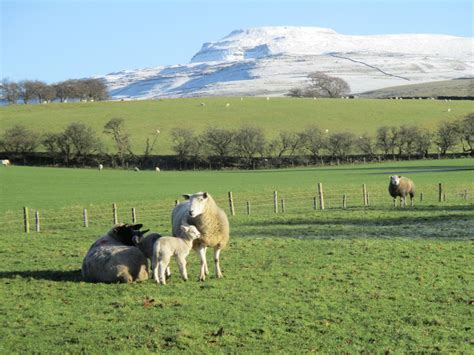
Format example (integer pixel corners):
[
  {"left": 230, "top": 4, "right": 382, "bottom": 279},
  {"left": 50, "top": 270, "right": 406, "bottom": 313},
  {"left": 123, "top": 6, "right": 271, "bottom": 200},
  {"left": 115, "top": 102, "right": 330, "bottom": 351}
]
[{"left": 0, "top": 269, "right": 82, "bottom": 282}]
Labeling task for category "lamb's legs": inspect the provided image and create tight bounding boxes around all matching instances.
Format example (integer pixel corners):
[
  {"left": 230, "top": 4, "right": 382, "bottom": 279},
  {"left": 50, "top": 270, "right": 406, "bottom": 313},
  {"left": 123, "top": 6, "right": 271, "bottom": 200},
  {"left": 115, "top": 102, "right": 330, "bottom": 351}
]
[
  {"left": 158, "top": 255, "right": 171, "bottom": 285},
  {"left": 165, "top": 266, "right": 171, "bottom": 279},
  {"left": 214, "top": 248, "right": 223, "bottom": 279},
  {"left": 198, "top": 247, "right": 207, "bottom": 281},
  {"left": 176, "top": 255, "right": 188, "bottom": 281}
]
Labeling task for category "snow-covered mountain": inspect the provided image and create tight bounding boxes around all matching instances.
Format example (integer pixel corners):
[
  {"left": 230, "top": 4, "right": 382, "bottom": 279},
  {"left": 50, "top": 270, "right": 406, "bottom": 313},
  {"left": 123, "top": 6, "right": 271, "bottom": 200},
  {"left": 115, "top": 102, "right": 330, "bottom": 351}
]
[{"left": 100, "top": 26, "right": 473, "bottom": 99}]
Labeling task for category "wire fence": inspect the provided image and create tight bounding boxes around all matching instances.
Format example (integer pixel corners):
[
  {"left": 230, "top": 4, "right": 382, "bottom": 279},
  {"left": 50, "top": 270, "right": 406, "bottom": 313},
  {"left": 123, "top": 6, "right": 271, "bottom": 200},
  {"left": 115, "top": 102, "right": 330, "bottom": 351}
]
[{"left": 1, "top": 181, "right": 472, "bottom": 234}]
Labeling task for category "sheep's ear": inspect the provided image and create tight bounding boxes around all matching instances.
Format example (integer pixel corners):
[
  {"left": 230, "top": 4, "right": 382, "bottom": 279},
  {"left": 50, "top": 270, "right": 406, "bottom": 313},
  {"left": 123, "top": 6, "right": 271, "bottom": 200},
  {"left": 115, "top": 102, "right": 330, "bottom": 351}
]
[
  {"left": 132, "top": 235, "right": 141, "bottom": 245},
  {"left": 182, "top": 194, "right": 191, "bottom": 200},
  {"left": 202, "top": 192, "right": 208, "bottom": 199},
  {"left": 180, "top": 225, "right": 188, "bottom": 232},
  {"left": 131, "top": 224, "right": 143, "bottom": 230},
  {"left": 140, "top": 229, "right": 150, "bottom": 235}
]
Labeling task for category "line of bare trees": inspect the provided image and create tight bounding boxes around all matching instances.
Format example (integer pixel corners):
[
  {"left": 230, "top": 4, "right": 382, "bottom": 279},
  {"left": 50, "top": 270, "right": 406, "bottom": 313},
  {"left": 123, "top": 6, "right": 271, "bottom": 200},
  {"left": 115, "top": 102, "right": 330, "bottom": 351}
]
[
  {"left": 287, "top": 72, "right": 351, "bottom": 98},
  {"left": 0, "top": 114, "right": 472, "bottom": 169},
  {"left": 0, "top": 78, "right": 108, "bottom": 104}
]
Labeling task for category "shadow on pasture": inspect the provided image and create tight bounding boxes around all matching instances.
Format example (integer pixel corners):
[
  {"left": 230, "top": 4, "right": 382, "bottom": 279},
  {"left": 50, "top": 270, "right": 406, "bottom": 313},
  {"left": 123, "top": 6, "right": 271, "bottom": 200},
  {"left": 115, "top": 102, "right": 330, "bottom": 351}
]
[
  {"left": 237, "top": 208, "right": 474, "bottom": 240},
  {"left": 0, "top": 269, "right": 82, "bottom": 282}
]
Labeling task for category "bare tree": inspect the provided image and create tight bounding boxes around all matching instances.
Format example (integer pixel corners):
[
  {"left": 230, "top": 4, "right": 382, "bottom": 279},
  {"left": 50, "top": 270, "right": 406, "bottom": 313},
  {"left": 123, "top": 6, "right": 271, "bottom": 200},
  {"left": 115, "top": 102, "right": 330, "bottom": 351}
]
[
  {"left": 233, "top": 126, "right": 266, "bottom": 168},
  {"left": 435, "top": 121, "right": 459, "bottom": 155},
  {"left": 64, "top": 123, "right": 102, "bottom": 163},
  {"left": 171, "top": 127, "right": 200, "bottom": 168},
  {"left": 307, "top": 72, "right": 350, "bottom": 98},
  {"left": 286, "top": 87, "right": 304, "bottom": 97},
  {"left": 414, "top": 128, "right": 432, "bottom": 158},
  {"left": 357, "top": 134, "right": 377, "bottom": 157},
  {"left": 203, "top": 127, "right": 235, "bottom": 167},
  {"left": 53, "top": 80, "right": 79, "bottom": 102},
  {"left": 104, "top": 118, "right": 132, "bottom": 167},
  {"left": 0, "top": 79, "right": 20, "bottom": 104},
  {"left": 399, "top": 125, "right": 420, "bottom": 159},
  {"left": 457, "top": 113, "right": 474, "bottom": 156},
  {"left": 1, "top": 125, "right": 39, "bottom": 153},
  {"left": 327, "top": 132, "right": 355, "bottom": 159},
  {"left": 299, "top": 126, "right": 326, "bottom": 162},
  {"left": 19, "top": 80, "right": 37, "bottom": 104},
  {"left": 267, "top": 131, "right": 302, "bottom": 159}
]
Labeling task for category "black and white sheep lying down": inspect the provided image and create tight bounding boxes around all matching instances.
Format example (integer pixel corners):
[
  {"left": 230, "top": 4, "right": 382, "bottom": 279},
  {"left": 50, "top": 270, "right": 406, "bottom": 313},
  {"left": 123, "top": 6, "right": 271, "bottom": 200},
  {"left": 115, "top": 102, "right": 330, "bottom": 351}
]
[
  {"left": 388, "top": 175, "right": 416, "bottom": 207},
  {"left": 81, "top": 223, "right": 152, "bottom": 283}
]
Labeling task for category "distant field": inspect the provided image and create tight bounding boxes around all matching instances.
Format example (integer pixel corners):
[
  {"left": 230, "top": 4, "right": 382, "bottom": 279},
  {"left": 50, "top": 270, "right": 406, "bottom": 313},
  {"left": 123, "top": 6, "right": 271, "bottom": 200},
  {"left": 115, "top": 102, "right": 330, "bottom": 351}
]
[
  {"left": 0, "top": 159, "right": 472, "bottom": 352},
  {"left": 1, "top": 97, "right": 471, "bottom": 154},
  {"left": 360, "top": 78, "right": 474, "bottom": 98}
]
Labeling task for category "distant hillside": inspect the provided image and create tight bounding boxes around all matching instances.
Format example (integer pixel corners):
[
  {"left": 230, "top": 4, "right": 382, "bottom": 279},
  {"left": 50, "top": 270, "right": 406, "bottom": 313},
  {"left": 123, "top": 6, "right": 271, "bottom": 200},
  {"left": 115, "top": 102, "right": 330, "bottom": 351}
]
[
  {"left": 99, "top": 26, "right": 473, "bottom": 99},
  {"left": 359, "top": 78, "right": 474, "bottom": 98},
  {"left": 1, "top": 98, "right": 472, "bottom": 155}
]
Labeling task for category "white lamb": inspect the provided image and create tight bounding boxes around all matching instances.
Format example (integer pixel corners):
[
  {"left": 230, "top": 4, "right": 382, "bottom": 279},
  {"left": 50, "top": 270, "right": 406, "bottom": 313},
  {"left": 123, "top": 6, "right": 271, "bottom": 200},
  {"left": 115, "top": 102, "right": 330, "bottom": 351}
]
[{"left": 152, "top": 225, "right": 201, "bottom": 285}]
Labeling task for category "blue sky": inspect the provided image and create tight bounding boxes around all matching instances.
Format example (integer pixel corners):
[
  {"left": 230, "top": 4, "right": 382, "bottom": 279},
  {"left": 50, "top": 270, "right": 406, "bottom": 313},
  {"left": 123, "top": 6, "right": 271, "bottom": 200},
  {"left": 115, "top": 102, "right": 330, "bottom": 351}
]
[{"left": 1, "top": 0, "right": 472, "bottom": 83}]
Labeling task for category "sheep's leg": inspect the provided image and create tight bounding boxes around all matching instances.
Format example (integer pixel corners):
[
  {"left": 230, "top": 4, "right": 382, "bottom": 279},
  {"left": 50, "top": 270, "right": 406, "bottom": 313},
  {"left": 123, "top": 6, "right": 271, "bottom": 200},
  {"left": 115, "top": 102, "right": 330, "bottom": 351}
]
[
  {"left": 204, "top": 247, "right": 209, "bottom": 275},
  {"left": 198, "top": 247, "right": 207, "bottom": 282},
  {"left": 158, "top": 255, "right": 171, "bottom": 285},
  {"left": 176, "top": 255, "right": 188, "bottom": 281},
  {"left": 165, "top": 266, "right": 171, "bottom": 279},
  {"left": 214, "top": 248, "right": 223, "bottom": 279},
  {"left": 152, "top": 254, "right": 159, "bottom": 283},
  {"left": 393, "top": 198, "right": 396, "bottom": 207},
  {"left": 403, "top": 196, "right": 407, "bottom": 208}
]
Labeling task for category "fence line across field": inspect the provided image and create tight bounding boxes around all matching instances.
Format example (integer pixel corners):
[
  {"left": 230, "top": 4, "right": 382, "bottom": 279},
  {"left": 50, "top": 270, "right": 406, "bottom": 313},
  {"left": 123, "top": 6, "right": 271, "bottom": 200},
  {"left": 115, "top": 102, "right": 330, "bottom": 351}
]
[{"left": 3, "top": 182, "right": 472, "bottom": 234}]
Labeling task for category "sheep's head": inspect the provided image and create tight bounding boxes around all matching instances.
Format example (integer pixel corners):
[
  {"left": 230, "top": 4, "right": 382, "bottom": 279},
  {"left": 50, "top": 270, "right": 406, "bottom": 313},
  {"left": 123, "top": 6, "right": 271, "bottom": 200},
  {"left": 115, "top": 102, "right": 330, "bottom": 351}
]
[
  {"left": 180, "top": 224, "right": 201, "bottom": 240},
  {"left": 183, "top": 192, "right": 209, "bottom": 218},
  {"left": 112, "top": 223, "right": 150, "bottom": 246},
  {"left": 390, "top": 175, "right": 401, "bottom": 186}
]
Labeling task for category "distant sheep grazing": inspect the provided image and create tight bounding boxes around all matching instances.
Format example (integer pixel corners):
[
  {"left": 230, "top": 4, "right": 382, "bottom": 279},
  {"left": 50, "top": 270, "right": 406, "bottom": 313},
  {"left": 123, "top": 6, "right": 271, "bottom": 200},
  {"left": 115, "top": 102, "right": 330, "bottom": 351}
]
[
  {"left": 2, "top": 159, "right": 11, "bottom": 166},
  {"left": 81, "top": 223, "right": 150, "bottom": 283},
  {"left": 134, "top": 166, "right": 140, "bottom": 172},
  {"left": 98, "top": 163, "right": 103, "bottom": 171},
  {"left": 200, "top": 102, "right": 206, "bottom": 107},
  {"left": 152, "top": 225, "right": 201, "bottom": 285},
  {"left": 172, "top": 192, "right": 230, "bottom": 281},
  {"left": 155, "top": 166, "right": 160, "bottom": 172},
  {"left": 225, "top": 103, "right": 230, "bottom": 107},
  {"left": 388, "top": 175, "right": 416, "bottom": 207}
]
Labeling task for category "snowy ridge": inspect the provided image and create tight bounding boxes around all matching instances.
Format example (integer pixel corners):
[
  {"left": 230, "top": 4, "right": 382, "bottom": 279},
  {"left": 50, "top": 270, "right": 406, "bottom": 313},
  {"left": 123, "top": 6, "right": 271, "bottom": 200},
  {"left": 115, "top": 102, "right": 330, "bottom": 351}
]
[{"left": 99, "top": 26, "right": 474, "bottom": 99}]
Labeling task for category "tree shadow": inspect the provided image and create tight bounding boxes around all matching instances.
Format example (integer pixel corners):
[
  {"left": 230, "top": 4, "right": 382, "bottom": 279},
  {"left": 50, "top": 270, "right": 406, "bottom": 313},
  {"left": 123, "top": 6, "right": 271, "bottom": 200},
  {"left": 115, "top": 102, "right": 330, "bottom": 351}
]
[{"left": 0, "top": 269, "right": 83, "bottom": 282}]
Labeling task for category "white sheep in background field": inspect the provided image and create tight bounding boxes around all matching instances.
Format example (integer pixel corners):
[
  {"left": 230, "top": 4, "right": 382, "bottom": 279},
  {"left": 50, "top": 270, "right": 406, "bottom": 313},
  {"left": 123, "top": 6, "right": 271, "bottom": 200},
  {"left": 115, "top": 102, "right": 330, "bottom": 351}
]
[
  {"left": 226, "top": 103, "right": 230, "bottom": 107},
  {"left": 152, "top": 225, "right": 201, "bottom": 285},
  {"left": 172, "top": 192, "right": 230, "bottom": 281},
  {"left": 388, "top": 175, "right": 416, "bottom": 207},
  {"left": 134, "top": 166, "right": 140, "bottom": 172},
  {"left": 98, "top": 163, "right": 103, "bottom": 171},
  {"left": 155, "top": 167, "right": 161, "bottom": 172},
  {"left": 200, "top": 102, "right": 206, "bottom": 107},
  {"left": 2, "top": 159, "right": 11, "bottom": 166},
  {"left": 266, "top": 97, "right": 270, "bottom": 100},
  {"left": 81, "top": 224, "right": 150, "bottom": 283}
]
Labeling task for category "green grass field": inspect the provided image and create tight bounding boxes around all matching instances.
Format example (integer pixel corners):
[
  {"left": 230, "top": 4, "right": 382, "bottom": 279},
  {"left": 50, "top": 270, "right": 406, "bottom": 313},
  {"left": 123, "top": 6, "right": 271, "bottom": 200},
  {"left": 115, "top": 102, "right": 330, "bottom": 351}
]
[
  {"left": 0, "top": 160, "right": 472, "bottom": 352},
  {"left": 1, "top": 97, "right": 471, "bottom": 154}
]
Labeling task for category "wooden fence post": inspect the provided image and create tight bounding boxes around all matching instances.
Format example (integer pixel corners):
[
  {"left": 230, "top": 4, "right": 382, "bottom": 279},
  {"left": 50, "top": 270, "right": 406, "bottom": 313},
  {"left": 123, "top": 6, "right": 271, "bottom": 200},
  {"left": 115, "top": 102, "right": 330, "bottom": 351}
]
[
  {"left": 443, "top": 193, "right": 447, "bottom": 202},
  {"left": 246, "top": 201, "right": 251, "bottom": 215},
  {"left": 313, "top": 196, "right": 317, "bottom": 210},
  {"left": 281, "top": 194, "right": 285, "bottom": 213},
  {"left": 35, "top": 210, "right": 40, "bottom": 233},
  {"left": 342, "top": 194, "right": 347, "bottom": 209},
  {"left": 367, "top": 192, "right": 370, "bottom": 206},
  {"left": 83, "top": 209, "right": 89, "bottom": 228},
  {"left": 318, "top": 183, "right": 325, "bottom": 210},
  {"left": 132, "top": 207, "right": 137, "bottom": 223},
  {"left": 363, "top": 184, "right": 368, "bottom": 206},
  {"left": 420, "top": 193, "right": 423, "bottom": 203},
  {"left": 438, "top": 183, "right": 443, "bottom": 202},
  {"left": 274, "top": 191, "right": 278, "bottom": 213},
  {"left": 113, "top": 203, "right": 118, "bottom": 224},
  {"left": 228, "top": 192, "right": 235, "bottom": 216},
  {"left": 23, "top": 207, "right": 29, "bottom": 233}
]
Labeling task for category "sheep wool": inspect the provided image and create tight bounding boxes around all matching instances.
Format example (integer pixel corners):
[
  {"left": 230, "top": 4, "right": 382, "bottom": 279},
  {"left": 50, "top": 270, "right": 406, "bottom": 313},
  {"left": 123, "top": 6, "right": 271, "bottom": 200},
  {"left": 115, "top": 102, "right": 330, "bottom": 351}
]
[
  {"left": 388, "top": 175, "right": 416, "bottom": 207},
  {"left": 81, "top": 224, "right": 149, "bottom": 283}
]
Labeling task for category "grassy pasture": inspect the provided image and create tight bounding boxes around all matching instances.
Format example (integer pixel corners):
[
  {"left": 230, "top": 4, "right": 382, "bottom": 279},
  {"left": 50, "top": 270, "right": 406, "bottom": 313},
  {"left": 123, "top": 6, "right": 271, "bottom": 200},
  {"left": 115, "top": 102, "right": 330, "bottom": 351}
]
[
  {"left": 1, "top": 97, "right": 471, "bottom": 154},
  {"left": 0, "top": 160, "right": 473, "bottom": 352}
]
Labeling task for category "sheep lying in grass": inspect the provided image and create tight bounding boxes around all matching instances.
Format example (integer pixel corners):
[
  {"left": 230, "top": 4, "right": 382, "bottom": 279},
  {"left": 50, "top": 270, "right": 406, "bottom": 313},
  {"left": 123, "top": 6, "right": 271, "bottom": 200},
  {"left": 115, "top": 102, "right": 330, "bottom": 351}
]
[
  {"left": 152, "top": 225, "right": 201, "bottom": 285},
  {"left": 81, "top": 223, "right": 150, "bottom": 283},
  {"left": 389, "top": 175, "right": 416, "bottom": 207},
  {"left": 172, "top": 192, "right": 230, "bottom": 281}
]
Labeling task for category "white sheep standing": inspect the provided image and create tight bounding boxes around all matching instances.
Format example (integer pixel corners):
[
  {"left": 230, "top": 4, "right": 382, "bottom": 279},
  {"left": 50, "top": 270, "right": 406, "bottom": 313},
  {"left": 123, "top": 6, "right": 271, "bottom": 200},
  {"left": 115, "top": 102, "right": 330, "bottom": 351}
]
[
  {"left": 225, "top": 103, "right": 230, "bottom": 107},
  {"left": 388, "top": 175, "right": 416, "bottom": 207},
  {"left": 152, "top": 225, "right": 201, "bottom": 285},
  {"left": 81, "top": 223, "right": 150, "bottom": 283},
  {"left": 172, "top": 192, "right": 230, "bottom": 281},
  {"left": 155, "top": 166, "right": 161, "bottom": 172},
  {"left": 134, "top": 166, "right": 140, "bottom": 172},
  {"left": 98, "top": 163, "right": 103, "bottom": 171},
  {"left": 2, "top": 159, "right": 11, "bottom": 167}
]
